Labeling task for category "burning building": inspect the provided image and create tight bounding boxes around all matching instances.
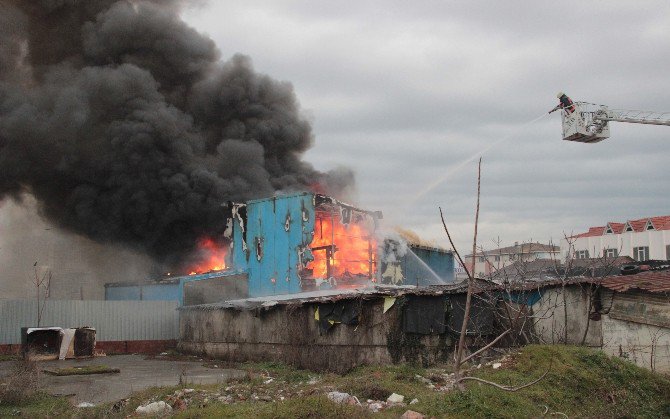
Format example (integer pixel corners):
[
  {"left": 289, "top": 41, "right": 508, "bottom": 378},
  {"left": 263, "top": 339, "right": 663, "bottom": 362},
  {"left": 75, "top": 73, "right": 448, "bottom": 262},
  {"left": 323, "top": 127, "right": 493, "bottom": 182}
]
[
  {"left": 200, "top": 192, "right": 454, "bottom": 299},
  {"left": 227, "top": 193, "right": 454, "bottom": 295},
  {"left": 106, "top": 192, "right": 453, "bottom": 303},
  {"left": 225, "top": 193, "right": 382, "bottom": 297},
  {"left": 173, "top": 193, "right": 459, "bottom": 371}
]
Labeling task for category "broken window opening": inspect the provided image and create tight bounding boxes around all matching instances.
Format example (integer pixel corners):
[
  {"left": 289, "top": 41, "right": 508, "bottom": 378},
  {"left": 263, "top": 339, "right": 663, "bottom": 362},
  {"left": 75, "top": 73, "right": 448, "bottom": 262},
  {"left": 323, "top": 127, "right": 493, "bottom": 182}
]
[
  {"left": 284, "top": 214, "right": 291, "bottom": 232},
  {"left": 301, "top": 203, "right": 377, "bottom": 291},
  {"left": 255, "top": 237, "right": 264, "bottom": 261}
]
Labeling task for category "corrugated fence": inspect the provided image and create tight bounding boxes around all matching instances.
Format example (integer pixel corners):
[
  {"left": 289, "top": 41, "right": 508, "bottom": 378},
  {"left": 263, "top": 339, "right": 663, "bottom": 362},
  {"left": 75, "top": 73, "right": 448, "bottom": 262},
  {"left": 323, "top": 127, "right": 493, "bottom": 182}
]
[{"left": 0, "top": 300, "right": 179, "bottom": 344}]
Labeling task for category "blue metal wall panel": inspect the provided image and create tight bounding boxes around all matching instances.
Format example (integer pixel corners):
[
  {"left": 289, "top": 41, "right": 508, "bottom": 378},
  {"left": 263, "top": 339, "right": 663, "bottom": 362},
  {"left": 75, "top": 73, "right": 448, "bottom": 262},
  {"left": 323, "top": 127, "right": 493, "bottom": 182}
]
[
  {"left": 231, "top": 207, "right": 249, "bottom": 273},
  {"left": 246, "top": 199, "right": 263, "bottom": 296},
  {"left": 104, "top": 271, "right": 245, "bottom": 305},
  {"left": 259, "top": 198, "right": 276, "bottom": 296},
  {"left": 294, "top": 194, "right": 314, "bottom": 293},
  {"left": 244, "top": 193, "right": 315, "bottom": 297},
  {"left": 139, "top": 284, "right": 180, "bottom": 301},
  {"left": 401, "top": 246, "right": 455, "bottom": 285},
  {"left": 273, "top": 196, "right": 290, "bottom": 294},
  {"left": 105, "top": 285, "right": 141, "bottom": 300}
]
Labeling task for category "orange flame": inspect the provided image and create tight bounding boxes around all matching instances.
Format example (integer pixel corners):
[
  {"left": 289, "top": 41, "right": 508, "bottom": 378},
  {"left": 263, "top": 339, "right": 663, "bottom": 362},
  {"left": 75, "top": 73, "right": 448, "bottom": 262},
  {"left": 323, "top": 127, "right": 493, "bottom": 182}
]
[
  {"left": 187, "top": 237, "right": 227, "bottom": 275},
  {"left": 308, "top": 214, "right": 376, "bottom": 278}
]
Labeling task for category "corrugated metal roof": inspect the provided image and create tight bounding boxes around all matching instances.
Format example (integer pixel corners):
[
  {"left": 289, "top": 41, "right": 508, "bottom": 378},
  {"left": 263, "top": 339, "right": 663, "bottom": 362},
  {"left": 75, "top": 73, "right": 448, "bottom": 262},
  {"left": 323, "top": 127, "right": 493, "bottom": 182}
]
[{"left": 180, "top": 283, "right": 469, "bottom": 311}]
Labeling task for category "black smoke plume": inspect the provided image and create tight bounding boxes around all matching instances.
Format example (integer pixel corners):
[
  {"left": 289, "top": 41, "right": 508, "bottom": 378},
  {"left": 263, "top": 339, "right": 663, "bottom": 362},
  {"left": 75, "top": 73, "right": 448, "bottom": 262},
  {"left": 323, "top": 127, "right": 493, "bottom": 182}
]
[{"left": 0, "top": 0, "right": 354, "bottom": 270}]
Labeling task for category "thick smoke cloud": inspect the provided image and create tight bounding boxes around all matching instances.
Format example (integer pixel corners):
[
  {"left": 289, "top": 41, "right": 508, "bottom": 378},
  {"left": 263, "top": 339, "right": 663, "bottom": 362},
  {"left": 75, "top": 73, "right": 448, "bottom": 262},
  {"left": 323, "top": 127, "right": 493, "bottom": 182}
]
[{"left": 0, "top": 0, "right": 354, "bottom": 269}]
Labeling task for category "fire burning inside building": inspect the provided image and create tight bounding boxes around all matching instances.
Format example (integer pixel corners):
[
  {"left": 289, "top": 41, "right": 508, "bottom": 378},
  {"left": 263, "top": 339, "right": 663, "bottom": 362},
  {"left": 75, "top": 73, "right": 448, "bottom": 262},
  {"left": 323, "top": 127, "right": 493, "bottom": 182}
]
[
  {"left": 305, "top": 200, "right": 378, "bottom": 287},
  {"left": 187, "top": 238, "right": 228, "bottom": 275}
]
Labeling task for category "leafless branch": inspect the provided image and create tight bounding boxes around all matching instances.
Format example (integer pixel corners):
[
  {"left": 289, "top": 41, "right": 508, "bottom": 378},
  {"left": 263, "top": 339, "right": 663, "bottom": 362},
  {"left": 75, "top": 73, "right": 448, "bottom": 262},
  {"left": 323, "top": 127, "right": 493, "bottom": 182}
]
[
  {"left": 456, "top": 359, "right": 552, "bottom": 392},
  {"left": 461, "top": 328, "right": 512, "bottom": 364},
  {"left": 453, "top": 157, "right": 482, "bottom": 379}
]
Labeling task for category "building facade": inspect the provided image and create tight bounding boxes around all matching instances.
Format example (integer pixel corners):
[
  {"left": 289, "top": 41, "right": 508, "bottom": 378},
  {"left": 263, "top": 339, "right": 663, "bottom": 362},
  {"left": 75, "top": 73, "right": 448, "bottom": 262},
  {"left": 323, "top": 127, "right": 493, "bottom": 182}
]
[
  {"left": 562, "top": 215, "right": 670, "bottom": 262},
  {"left": 466, "top": 242, "right": 560, "bottom": 278}
]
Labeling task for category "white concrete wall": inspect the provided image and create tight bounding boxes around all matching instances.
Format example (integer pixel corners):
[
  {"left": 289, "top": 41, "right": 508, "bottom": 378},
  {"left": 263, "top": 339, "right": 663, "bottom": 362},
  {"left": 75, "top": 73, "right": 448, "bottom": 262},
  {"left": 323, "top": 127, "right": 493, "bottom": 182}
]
[
  {"left": 531, "top": 286, "right": 601, "bottom": 346},
  {"left": 531, "top": 286, "right": 670, "bottom": 373},
  {"left": 601, "top": 317, "right": 670, "bottom": 373},
  {"left": 471, "top": 250, "right": 559, "bottom": 277},
  {"left": 561, "top": 230, "right": 670, "bottom": 261}
]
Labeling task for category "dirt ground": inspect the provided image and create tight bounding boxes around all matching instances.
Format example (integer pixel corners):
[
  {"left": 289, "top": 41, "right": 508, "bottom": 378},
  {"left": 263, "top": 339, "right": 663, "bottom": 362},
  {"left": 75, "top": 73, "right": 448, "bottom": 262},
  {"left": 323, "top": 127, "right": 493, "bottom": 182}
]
[{"left": 0, "top": 354, "right": 246, "bottom": 404}]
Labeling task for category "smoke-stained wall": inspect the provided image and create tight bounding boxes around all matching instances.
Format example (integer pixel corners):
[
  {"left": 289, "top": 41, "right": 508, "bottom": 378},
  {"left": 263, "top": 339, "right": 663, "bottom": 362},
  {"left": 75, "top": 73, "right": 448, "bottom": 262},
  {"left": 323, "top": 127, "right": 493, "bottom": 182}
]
[{"left": 0, "top": 0, "right": 354, "bottom": 273}]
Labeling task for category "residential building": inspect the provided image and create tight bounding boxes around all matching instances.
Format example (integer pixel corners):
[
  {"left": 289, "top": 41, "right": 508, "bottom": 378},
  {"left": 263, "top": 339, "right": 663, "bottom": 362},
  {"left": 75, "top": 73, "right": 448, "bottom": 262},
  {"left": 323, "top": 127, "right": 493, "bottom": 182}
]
[
  {"left": 465, "top": 242, "right": 560, "bottom": 278},
  {"left": 562, "top": 215, "right": 670, "bottom": 262}
]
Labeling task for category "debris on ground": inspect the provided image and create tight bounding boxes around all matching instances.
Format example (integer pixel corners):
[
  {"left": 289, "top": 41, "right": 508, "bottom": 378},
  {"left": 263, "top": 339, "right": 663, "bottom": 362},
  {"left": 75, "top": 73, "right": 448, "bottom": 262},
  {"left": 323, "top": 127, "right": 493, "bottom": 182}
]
[
  {"left": 326, "top": 391, "right": 360, "bottom": 405},
  {"left": 76, "top": 402, "right": 95, "bottom": 408},
  {"left": 135, "top": 401, "right": 172, "bottom": 415},
  {"left": 111, "top": 399, "right": 128, "bottom": 412},
  {"left": 366, "top": 400, "right": 385, "bottom": 413},
  {"left": 387, "top": 392, "right": 404, "bottom": 403}
]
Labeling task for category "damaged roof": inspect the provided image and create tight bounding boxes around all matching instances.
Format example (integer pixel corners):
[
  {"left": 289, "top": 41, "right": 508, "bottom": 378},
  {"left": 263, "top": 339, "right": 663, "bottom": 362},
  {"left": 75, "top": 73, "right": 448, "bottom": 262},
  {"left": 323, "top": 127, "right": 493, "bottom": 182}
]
[
  {"left": 179, "top": 283, "right": 467, "bottom": 311},
  {"left": 467, "top": 242, "right": 559, "bottom": 257},
  {"left": 488, "top": 264, "right": 670, "bottom": 294},
  {"left": 598, "top": 269, "right": 670, "bottom": 293}
]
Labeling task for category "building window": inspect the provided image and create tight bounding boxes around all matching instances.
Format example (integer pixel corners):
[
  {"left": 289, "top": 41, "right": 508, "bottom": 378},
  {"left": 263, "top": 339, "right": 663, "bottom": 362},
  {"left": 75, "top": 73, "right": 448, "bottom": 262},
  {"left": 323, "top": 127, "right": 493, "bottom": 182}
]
[
  {"left": 575, "top": 250, "right": 589, "bottom": 259},
  {"left": 666, "top": 244, "right": 670, "bottom": 260},
  {"left": 478, "top": 256, "right": 485, "bottom": 262},
  {"left": 605, "top": 225, "right": 613, "bottom": 234},
  {"left": 624, "top": 223, "right": 633, "bottom": 232},
  {"left": 494, "top": 255, "right": 500, "bottom": 261},
  {"left": 645, "top": 220, "right": 655, "bottom": 230},
  {"left": 633, "top": 246, "right": 649, "bottom": 261},
  {"left": 605, "top": 248, "right": 618, "bottom": 258}
]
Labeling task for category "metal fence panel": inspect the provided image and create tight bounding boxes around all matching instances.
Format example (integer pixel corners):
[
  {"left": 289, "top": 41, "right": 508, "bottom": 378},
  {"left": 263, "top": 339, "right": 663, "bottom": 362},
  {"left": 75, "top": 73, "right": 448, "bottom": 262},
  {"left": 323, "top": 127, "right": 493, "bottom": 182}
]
[{"left": 0, "top": 299, "right": 179, "bottom": 344}]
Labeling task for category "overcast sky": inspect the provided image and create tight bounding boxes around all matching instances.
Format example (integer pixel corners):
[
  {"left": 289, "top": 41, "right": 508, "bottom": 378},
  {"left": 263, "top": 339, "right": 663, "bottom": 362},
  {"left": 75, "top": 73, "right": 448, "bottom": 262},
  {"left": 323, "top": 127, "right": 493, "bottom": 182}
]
[{"left": 182, "top": 1, "right": 670, "bottom": 254}]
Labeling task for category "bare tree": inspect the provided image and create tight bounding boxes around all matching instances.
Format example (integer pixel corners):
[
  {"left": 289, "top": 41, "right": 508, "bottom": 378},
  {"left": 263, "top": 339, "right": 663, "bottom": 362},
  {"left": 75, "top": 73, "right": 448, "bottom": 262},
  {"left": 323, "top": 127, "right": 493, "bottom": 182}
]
[
  {"left": 440, "top": 158, "right": 553, "bottom": 392},
  {"left": 441, "top": 157, "right": 482, "bottom": 384},
  {"left": 32, "top": 262, "right": 52, "bottom": 327}
]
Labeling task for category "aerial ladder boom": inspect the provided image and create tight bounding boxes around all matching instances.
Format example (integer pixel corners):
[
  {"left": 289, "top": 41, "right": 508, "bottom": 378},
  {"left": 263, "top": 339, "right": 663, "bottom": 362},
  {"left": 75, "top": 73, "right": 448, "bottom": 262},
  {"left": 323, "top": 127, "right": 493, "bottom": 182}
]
[{"left": 555, "top": 99, "right": 670, "bottom": 143}]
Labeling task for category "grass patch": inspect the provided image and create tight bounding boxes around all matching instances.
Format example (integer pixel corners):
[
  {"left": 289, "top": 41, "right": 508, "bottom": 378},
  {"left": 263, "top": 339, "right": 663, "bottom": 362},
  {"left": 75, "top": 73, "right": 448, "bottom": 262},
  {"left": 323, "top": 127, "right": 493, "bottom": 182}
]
[
  {"left": 338, "top": 363, "right": 429, "bottom": 402},
  {"left": 43, "top": 365, "right": 120, "bottom": 376},
  {"left": 418, "top": 345, "right": 670, "bottom": 418},
  {"left": 0, "top": 355, "right": 19, "bottom": 362},
  {"left": 1, "top": 345, "right": 669, "bottom": 418},
  {"left": 173, "top": 395, "right": 371, "bottom": 419},
  {"left": 0, "top": 392, "right": 73, "bottom": 416},
  {"left": 241, "top": 361, "right": 315, "bottom": 384}
]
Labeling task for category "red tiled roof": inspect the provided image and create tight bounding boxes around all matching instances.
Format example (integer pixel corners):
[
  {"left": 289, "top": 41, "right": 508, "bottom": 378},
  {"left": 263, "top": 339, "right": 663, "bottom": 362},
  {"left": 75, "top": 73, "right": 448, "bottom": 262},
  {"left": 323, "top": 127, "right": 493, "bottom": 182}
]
[
  {"left": 599, "top": 269, "right": 670, "bottom": 293},
  {"left": 607, "top": 222, "right": 625, "bottom": 234},
  {"left": 629, "top": 219, "right": 647, "bottom": 231},
  {"left": 574, "top": 215, "right": 670, "bottom": 237},
  {"left": 651, "top": 216, "right": 670, "bottom": 230},
  {"left": 574, "top": 226, "right": 605, "bottom": 238}
]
